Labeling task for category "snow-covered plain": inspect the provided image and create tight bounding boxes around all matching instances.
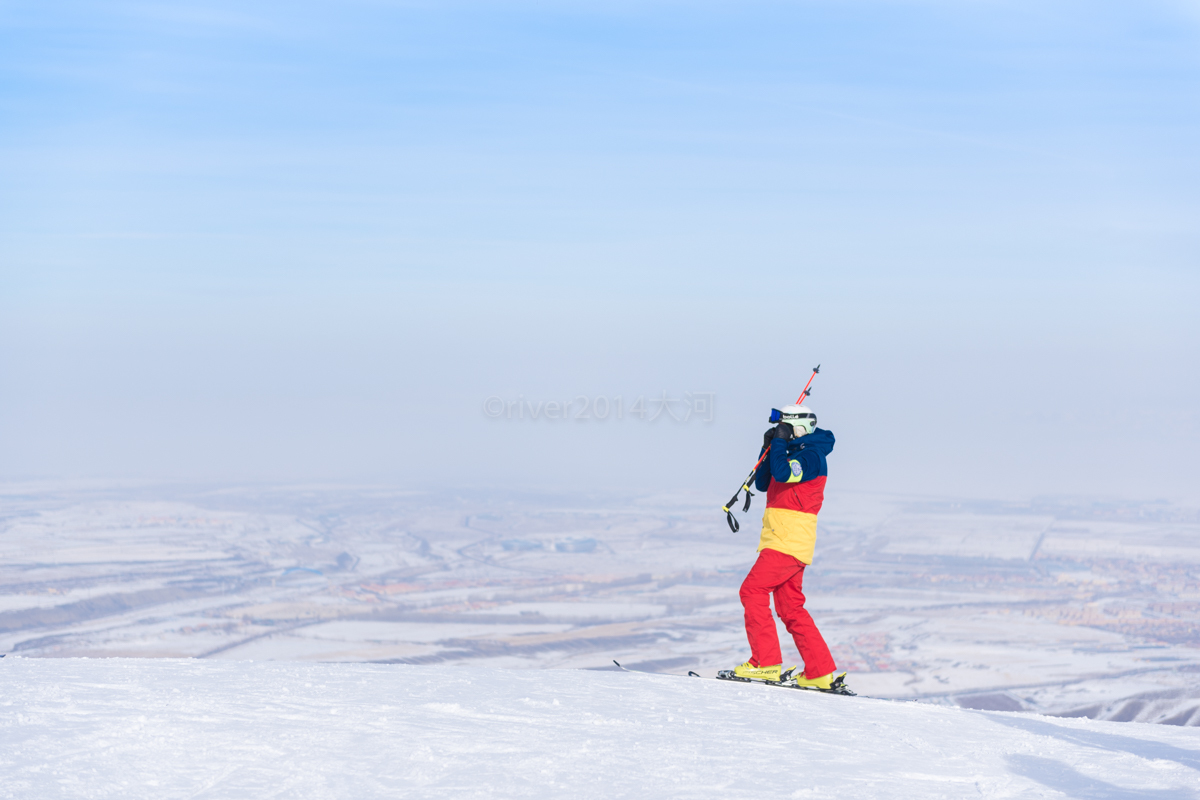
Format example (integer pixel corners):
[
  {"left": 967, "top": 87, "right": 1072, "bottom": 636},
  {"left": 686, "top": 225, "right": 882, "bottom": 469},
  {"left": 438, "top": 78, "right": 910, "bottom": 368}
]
[
  {"left": 3, "top": 657, "right": 1199, "bottom": 800},
  {"left": 2, "top": 484, "right": 1199, "bottom": 727}
]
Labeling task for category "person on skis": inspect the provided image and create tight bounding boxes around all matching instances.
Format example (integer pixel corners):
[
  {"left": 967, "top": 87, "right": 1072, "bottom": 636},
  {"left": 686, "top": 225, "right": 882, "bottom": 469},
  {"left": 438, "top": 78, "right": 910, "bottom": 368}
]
[{"left": 732, "top": 404, "right": 839, "bottom": 689}]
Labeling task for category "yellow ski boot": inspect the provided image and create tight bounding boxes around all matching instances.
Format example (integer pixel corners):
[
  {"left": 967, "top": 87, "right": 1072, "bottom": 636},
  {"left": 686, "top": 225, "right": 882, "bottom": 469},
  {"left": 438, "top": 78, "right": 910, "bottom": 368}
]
[
  {"left": 731, "top": 662, "right": 783, "bottom": 682},
  {"left": 792, "top": 671, "right": 845, "bottom": 690}
]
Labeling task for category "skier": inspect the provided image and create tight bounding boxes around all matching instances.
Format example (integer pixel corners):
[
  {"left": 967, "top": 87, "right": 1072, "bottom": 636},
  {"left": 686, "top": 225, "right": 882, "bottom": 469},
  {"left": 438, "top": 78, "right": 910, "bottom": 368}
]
[{"left": 732, "top": 404, "right": 839, "bottom": 688}]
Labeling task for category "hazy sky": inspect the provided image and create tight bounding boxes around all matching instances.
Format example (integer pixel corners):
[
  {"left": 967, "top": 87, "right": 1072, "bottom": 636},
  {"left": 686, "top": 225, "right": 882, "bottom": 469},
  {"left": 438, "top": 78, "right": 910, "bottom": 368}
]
[{"left": 2, "top": 1, "right": 1198, "bottom": 503}]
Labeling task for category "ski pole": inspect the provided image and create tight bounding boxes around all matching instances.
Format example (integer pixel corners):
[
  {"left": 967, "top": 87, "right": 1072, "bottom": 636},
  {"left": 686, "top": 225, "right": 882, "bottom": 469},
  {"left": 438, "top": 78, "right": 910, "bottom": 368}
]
[
  {"left": 722, "top": 365, "right": 820, "bottom": 533},
  {"left": 794, "top": 364, "right": 819, "bottom": 404}
]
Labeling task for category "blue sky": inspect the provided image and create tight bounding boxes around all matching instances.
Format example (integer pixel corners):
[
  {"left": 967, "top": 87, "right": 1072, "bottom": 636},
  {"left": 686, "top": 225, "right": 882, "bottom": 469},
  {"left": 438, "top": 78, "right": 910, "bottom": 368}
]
[{"left": 2, "top": 1, "right": 1198, "bottom": 502}]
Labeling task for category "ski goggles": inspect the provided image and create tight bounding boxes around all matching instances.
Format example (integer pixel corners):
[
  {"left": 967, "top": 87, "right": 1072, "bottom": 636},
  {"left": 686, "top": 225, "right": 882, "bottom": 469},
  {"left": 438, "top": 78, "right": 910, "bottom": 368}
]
[{"left": 769, "top": 408, "right": 816, "bottom": 424}]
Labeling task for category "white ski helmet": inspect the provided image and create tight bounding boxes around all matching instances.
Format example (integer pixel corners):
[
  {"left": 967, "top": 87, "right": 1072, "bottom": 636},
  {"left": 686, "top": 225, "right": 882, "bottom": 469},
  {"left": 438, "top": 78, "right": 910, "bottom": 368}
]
[{"left": 779, "top": 405, "right": 817, "bottom": 436}]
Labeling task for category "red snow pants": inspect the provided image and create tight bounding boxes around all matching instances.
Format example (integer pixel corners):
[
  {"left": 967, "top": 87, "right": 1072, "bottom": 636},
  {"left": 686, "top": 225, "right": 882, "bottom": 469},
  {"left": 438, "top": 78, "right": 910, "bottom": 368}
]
[{"left": 739, "top": 548, "right": 836, "bottom": 678}]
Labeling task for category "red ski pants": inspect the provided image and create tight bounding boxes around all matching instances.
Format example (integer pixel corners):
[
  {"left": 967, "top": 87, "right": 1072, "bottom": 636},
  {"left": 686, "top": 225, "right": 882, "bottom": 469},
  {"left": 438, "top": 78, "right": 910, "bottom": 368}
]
[{"left": 739, "top": 548, "right": 836, "bottom": 678}]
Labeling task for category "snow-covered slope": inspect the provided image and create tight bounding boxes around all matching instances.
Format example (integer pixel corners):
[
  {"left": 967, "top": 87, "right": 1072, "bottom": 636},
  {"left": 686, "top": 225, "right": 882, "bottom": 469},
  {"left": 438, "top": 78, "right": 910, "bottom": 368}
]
[{"left": 3, "top": 658, "right": 1198, "bottom": 799}]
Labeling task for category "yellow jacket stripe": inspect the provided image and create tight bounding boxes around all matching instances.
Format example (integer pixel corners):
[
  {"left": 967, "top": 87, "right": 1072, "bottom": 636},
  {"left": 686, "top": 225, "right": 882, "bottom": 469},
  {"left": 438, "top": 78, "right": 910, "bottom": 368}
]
[{"left": 758, "top": 507, "right": 818, "bottom": 564}]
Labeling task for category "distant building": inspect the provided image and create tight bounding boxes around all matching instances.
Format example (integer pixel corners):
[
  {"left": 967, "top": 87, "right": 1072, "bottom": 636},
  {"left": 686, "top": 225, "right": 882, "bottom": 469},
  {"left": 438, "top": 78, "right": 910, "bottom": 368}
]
[
  {"left": 501, "top": 539, "right": 543, "bottom": 552},
  {"left": 554, "top": 538, "right": 598, "bottom": 554}
]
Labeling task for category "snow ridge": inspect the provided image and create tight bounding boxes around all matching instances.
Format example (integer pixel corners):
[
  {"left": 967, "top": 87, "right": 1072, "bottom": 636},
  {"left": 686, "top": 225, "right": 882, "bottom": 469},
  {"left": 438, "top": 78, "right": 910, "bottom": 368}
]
[{"left": 2, "top": 658, "right": 1198, "bottom": 799}]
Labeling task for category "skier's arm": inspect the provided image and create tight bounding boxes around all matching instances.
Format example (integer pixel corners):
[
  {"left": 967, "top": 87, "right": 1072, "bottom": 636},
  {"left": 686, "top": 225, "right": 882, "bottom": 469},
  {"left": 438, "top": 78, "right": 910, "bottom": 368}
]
[
  {"left": 754, "top": 446, "right": 772, "bottom": 491},
  {"left": 791, "top": 449, "right": 822, "bottom": 482},
  {"left": 770, "top": 438, "right": 823, "bottom": 483},
  {"left": 768, "top": 437, "right": 794, "bottom": 483}
]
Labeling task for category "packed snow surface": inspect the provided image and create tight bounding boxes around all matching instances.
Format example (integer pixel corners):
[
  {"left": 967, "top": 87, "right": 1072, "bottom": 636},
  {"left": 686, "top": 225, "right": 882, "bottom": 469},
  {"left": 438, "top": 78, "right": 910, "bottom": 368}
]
[{"left": 3, "top": 658, "right": 1198, "bottom": 799}]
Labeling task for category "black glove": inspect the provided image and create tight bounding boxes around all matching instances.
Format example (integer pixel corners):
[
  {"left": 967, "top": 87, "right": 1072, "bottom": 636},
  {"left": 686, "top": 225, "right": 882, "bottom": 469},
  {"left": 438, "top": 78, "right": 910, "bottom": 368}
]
[
  {"left": 773, "top": 422, "right": 794, "bottom": 440},
  {"left": 763, "top": 428, "right": 776, "bottom": 450}
]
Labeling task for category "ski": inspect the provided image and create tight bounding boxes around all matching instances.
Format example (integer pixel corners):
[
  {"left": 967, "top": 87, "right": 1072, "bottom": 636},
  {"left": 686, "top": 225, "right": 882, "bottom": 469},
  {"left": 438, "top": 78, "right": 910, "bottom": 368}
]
[
  {"left": 714, "top": 668, "right": 857, "bottom": 696},
  {"left": 614, "top": 660, "right": 857, "bottom": 696}
]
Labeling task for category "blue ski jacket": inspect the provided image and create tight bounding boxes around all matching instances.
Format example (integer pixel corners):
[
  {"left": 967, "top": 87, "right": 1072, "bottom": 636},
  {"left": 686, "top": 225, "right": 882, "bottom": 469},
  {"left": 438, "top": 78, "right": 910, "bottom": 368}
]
[{"left": 754, "top": 428, "right": 835, "bottom": 491}]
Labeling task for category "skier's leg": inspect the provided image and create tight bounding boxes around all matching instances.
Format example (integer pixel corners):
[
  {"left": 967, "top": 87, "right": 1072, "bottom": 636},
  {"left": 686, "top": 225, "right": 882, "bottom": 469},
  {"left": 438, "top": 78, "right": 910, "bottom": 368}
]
[
  {"left": 773, "top": 565, "right": 837, "bottom": 679},
  {"left": 738, "top": 550, "right": 792, "bottom": 666}
]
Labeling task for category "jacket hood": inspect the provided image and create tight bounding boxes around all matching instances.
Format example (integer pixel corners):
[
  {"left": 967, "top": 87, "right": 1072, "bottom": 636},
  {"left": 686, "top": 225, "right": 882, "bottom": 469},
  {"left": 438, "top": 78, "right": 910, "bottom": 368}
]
[{"left": 786, "top": 427, "right": 834, "bottom": 457}]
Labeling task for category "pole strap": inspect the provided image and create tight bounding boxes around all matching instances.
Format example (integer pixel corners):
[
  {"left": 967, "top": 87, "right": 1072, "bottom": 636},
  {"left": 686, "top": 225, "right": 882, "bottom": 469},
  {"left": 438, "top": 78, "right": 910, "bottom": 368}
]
[{"left": 724, "top": 488, "right": 742, "bottom": 532}]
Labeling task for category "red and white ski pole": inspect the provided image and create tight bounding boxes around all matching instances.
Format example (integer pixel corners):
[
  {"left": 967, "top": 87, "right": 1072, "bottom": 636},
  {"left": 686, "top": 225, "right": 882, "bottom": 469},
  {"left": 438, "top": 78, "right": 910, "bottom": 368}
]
[{"left": 722, "top": 364, "right": 820, "bottom": 533}]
